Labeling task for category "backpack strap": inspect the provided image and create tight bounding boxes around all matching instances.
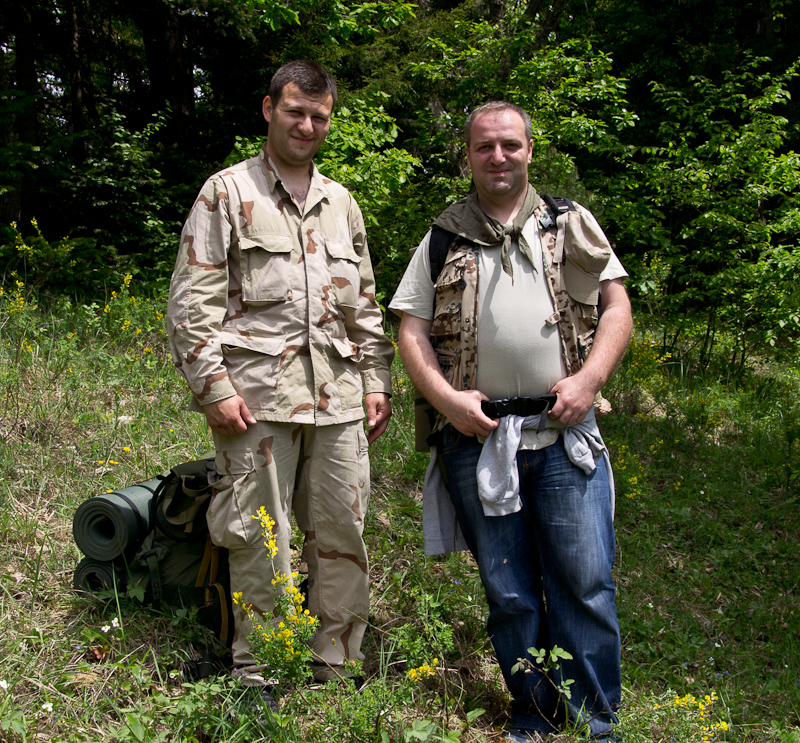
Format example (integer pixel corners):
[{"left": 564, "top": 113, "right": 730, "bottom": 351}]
[
  {"left": 196, "top": 538, "right": 231, "bottom": 645},
  {"left": 151, "top": 461, "right": 213, "bottom": 544},
  {"left": 541, "top": 193, "right": 576, "bottom": 216},
  {"left": 428, "top": 225, "right": 457, "bottom": 284}
]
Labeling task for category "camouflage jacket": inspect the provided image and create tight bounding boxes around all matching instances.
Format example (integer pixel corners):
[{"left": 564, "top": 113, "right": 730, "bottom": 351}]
[
  {"left": 167, "top": 144, "right": 394, "bottom": 426},
  {"left": 430, "top": 198, "right": 611, "bottom": 425}
]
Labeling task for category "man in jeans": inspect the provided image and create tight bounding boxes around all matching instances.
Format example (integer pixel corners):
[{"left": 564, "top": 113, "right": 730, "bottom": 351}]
[{"left": 390, "top": 101, "right": 631, "bottom": 741}]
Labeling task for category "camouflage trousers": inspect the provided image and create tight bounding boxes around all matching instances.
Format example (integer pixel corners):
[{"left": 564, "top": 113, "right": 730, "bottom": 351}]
[{"left": 207, "top": 419, "right": 370, "bottom": 684}]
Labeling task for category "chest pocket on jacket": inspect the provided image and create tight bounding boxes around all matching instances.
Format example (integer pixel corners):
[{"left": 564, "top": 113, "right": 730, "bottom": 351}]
[
  {"left": 239, "top": 234, "right": 292, "bottom": 303},
  {"left": 325, "top": 238, "right": 362, "bottom": 309}
]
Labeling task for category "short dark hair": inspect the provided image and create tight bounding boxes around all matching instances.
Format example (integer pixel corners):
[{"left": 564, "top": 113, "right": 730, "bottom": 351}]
[
  {"left": 269, "top": 60, "right": 338, "bottom": 108},
  {"left": 464, "top": 101, "right": 532, "bottom": 146}
]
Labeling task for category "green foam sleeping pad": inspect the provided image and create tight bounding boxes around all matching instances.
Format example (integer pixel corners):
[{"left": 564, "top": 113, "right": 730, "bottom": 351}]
[{"left": 72, "top": 479, "right": 161, "bottom": 561}]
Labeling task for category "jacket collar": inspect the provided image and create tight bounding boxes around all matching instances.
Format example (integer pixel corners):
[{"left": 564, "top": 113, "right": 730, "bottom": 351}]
[{"left": 258, "top": 142, "right": 331, "bottom": 208}]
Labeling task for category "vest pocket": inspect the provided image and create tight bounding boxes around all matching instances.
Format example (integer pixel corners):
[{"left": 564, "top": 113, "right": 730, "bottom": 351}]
[
  {"left": 239, "top": 234, "right": 292, "bottom": 303},
  {"left": 435, "top": 347, "right": 461, "bottom": 389},
  {"left": 577, "top": 327, "right": 596, "bottom": 362},
  {"left": 431, "top": 289, "right": 462, "bottom": 339}
]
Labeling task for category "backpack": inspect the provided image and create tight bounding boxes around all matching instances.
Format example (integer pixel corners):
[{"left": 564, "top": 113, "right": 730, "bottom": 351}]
[
  {"left": 130, "top": 457, "right": 233, "bottom": 647},
  {"left": 73, "top": 456, "right": 233, "bottom": 648}
]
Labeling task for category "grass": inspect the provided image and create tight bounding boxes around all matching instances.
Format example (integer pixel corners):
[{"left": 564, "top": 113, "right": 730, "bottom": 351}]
[{"left": 0, "top": 276, "right": 799, "bottom": 742}]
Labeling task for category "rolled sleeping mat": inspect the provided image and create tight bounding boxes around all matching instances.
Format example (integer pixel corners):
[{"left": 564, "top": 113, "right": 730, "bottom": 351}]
[
  {"left": 73, "top": 556, "right": 127, "bottom": 594},
  {"left": 72, "top": 478, "right": 161, "bottom": 561}
]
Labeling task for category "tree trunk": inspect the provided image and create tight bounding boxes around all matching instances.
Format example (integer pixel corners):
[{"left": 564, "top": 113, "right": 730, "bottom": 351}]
[
  {"left": 131, "top": 0, "right": 195, "bottom": 148},
  {"left": 68, "top": 0, "right": 87, "bottom": 164},
  {"left": 2, "top": 4, "right": 38, "bottom": 227}
]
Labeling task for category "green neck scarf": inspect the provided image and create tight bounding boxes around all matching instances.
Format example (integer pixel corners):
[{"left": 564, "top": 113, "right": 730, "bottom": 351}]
[{"left": 433, "top": 185, "right": 541, "bottom": 281}]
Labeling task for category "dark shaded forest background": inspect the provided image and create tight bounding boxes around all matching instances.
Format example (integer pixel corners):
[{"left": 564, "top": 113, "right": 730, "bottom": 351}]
[{"left": 2, "top": 0, "right": 800, "bottom": 370}]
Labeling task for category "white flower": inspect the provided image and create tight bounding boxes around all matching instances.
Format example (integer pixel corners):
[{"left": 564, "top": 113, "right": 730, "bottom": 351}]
[
  {"left": 101, "top": 624, "right": 111, "bottom": 633},
  {"left": 41, "top": 702, "right": 53, "bottom": 713},
  {"left": 111, "top": 617, "right": 120, "bottom": 629},
  {"left": 0, "top": 680, "right": 8, "bottom": 691}
]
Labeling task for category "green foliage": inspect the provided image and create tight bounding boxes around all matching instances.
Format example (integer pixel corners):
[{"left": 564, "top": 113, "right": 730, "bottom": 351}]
[
  {"left": 0, "top": 220, "right": 119, "bottom": 298},
  {"left": 63, "top": 106, "right": 184, "bottom": 278},
  {"left": 391, "top": 586, "right": 456, "bottom": 668},
  {"left": 603, "top": 57, "right": 800, "bottom": 370},
  {"left": 237, "top": 0, "right": 416, "bottom": 39}
]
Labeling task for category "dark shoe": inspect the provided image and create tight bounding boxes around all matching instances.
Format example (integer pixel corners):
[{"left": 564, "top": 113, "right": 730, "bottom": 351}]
[
  {"left": 240, "top": 684, "right": 280, "bottom": 721},
  {"left": 253, "top": 685, "right": 279, "bottom": 713}
]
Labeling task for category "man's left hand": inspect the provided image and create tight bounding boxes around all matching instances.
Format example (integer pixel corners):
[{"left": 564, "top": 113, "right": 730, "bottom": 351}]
[
  {"left": 548, "top": 375, "right": 596, "bottom": 425},
  {"left": 365, "top": 392, "right": 392, "bottom": 444}
]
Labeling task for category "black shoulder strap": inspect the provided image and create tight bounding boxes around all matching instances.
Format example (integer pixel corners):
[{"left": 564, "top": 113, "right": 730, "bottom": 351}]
[
  {"left": 541, "top": 193, "right": 576, "bottom": 216},
  {"left": 428, "top": 225, "right": 457, "bottom": 284}
]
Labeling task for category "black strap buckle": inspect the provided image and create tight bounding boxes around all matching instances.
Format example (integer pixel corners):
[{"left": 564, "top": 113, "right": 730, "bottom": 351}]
[{"left": 481, "top": 395, "right": 557, "bottom": 432}]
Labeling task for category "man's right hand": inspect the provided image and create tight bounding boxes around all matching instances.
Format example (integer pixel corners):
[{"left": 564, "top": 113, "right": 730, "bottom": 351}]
[
  {"left": 203, "top": 395, "right": 257, "bottom": 436},
  {"left": 398, "top": 312, "right": 498, "bottom": 439},
  {"left": 439, "top": 389, "right": 499, "bottom": 438}
]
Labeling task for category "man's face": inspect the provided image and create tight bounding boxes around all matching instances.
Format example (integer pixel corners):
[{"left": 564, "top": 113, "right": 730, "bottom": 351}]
[
  {"left": 466, "top": 109, "right": 532, "bottom": 205},
  {"left": 262, "top": 82, "right": 334, "bottom": 171}
]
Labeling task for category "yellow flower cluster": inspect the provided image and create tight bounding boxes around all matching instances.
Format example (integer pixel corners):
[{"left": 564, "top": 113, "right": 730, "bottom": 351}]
[
  {"left": 2, "top": 278, "right": 33, "bottom": 315},
  {"left": 622, "top": 331, "right": 672, "bottom": 394},
  {"left": 237, "top": 510, "right": 319, "bottom": 682},
  {"left": 612, "top": 444, "right": 644, "bottom": 499},
  {"left": 253, "top": 506, "right": 278, "bottom": 557},
  {"left": 407, "top": 659, "right": 438, "bottom": 682},
  {"left": 668, "top": 691, "right": 729, "bottom": 741},
  {"left": 673, "top": 690, "right": 717, "bottom": 710}
]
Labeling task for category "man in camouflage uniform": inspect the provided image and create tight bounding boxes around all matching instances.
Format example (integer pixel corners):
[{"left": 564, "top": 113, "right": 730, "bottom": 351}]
[
  {"left": 390, "top": 102, "right": 632, "bottom": 741},
  {"left": 167, "top": 60, "right": 394, "bottom": 686}
]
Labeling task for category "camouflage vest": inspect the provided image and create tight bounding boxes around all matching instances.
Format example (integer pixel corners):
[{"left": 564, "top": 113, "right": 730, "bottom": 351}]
[{"left": 428, "top": 200, "right": 610, "bottom": 434}]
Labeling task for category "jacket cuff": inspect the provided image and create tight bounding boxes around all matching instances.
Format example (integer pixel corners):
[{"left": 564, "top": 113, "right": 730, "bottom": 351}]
[
  {"left": 361, "top": 367, "right": 393, "bottom": 396},
  {"left": 194, "top": 375, "right": 238, "bottom": 407}
]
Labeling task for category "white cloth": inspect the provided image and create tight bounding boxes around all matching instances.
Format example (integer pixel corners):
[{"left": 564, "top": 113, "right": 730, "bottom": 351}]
[
  {"left": 421, "top": 446, "right": 468, "bottom": 556},
  {"left": 476, "top": 407, "right": 615, "bottom": 517}
]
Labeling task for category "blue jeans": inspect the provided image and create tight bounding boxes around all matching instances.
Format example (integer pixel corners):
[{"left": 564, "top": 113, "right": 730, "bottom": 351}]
[{"left": 441, "top": 426, "right": 621, "bottom": 738}]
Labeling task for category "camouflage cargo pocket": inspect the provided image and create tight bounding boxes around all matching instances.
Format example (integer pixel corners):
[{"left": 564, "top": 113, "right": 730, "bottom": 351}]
[
  {"left": 207, "top": 449, "right": 259, "bottom": 549},
  {"left": 219, "top": 331, "right": 285, "bottom": 412}
]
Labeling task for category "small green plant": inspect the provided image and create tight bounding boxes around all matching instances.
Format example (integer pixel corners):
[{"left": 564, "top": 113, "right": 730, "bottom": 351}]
[
  {"left": 393, "top": 586, "right": 455, "bottom": 669},
  {"left": 1, "top": 219, "right": 118, "bottom": 295},
  {"left": 233, "top": 507, "right": 319, "bottom": 687},
  {"left": 511, "top": 645, "right": 575, "bottom": 700}
]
